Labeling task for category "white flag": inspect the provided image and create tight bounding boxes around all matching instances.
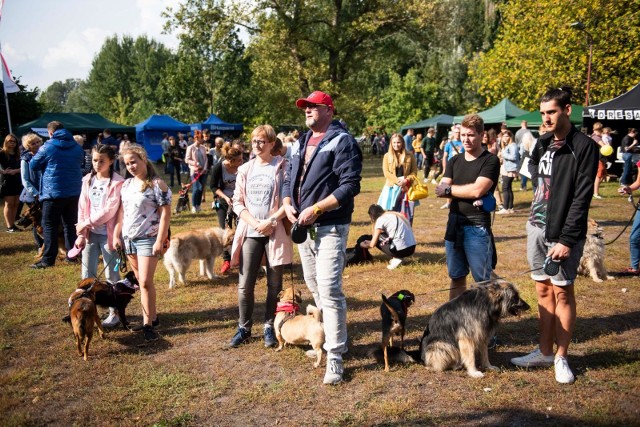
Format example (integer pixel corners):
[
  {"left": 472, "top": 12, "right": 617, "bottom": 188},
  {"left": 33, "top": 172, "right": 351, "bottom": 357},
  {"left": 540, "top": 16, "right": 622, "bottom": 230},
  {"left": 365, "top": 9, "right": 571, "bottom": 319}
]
[{"left": 1, "top": 51, "right": 19, "bottom": 93}]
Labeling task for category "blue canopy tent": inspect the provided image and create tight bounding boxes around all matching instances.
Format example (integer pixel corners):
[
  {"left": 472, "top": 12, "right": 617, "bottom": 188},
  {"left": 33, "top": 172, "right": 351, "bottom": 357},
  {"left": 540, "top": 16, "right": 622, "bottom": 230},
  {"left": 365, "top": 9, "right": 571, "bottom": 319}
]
[
  {"left": 135, "top": 114, "right": 191, "bottom": 161},
  {"left": 194, "top": 113, "right": 243, "bottom": 135}
]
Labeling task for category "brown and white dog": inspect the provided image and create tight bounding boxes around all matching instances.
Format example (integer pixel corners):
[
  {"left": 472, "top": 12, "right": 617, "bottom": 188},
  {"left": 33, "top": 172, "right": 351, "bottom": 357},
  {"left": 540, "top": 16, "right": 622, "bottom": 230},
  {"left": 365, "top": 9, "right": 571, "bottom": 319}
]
[
  {"left": 163, "top": 227, "right": 234, "bottom": 289},
  {"left": 274, "top": 286, "right": 325, "bottom": 368},
  {"left": 577, "top": 219, "right": 614, "bottom": 282},
  {"left": 68, "top": 282, "right": 106, "bottom": 360},
  {"left": 420, "top": 280, "right": 530, "bottom": 378}
]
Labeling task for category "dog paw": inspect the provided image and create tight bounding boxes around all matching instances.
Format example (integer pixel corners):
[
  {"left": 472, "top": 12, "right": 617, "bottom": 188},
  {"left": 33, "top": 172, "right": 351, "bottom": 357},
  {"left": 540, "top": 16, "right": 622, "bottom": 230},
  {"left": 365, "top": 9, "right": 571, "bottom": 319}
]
[
  {"left": 468, "top": 370, "right": 485, "bottom": 378},
  {"left": 606, "top": 276, "right": 615, "bottom": 280}
]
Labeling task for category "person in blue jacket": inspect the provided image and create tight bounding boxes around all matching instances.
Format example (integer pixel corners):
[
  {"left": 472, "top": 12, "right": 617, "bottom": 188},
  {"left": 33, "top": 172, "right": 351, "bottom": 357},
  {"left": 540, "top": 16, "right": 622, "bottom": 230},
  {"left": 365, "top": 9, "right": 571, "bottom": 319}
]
[
  {"left": 29, "top": 121, "right": 84, "bottom": 268},
  {"left": 283, "top": 91, "right": 362, "bottom": 385}
]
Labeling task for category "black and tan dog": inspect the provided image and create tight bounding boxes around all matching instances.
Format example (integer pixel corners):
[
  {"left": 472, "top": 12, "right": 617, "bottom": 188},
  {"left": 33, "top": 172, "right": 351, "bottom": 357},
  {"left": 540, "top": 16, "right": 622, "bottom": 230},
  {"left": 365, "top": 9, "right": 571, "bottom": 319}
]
[
  {"left": 420, "top": 280, "right": 529, "bottom": 378},
  {"left": 63, "top": 272, "right": 139, "bottom": 329},
  {"left": 381, "top": 290, "right": 415, "bottom": 372},
  {"left": 68, "top": 284, "right": 105, "bottom": 361},
  {"left": 17, "top": 202, "right": 67, "bottom": 260}
]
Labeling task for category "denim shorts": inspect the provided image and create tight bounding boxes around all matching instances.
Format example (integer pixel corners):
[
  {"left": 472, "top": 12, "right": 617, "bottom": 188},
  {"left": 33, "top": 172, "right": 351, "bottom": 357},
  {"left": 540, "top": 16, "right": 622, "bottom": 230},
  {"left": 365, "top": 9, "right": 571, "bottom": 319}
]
[
  {"left": 124, "top": 236, "right": 157, "bottom": 257},
  {"left": 526, "top": 221, "right": 585, "bottom": 286},
  {"left": 445, "top": 225, "right": 493, "bottom": 282}
]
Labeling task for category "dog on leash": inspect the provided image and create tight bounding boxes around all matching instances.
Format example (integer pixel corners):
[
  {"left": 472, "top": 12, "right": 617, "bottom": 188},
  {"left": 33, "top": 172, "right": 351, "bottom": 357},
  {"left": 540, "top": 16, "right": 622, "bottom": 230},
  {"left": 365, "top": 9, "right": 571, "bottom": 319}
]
[
  {"left": 381, "top": 290, "right": 415, "bottom": 372},
  {"left": 577, "top": 219, "right": 614, "bottom": 282},
  {"left": 163, "top": 227, "right": 234, "bottom": 289},
  {"left": 274, "top": 286, "right": 325, "bottom": 368},
  {"left": 420, "top": 280, "right": 530, "bottom": 378},
  {"left": 68, "top": 284, "right": 105, "bottom": 360},
  {"left": 17, "top": 202, "right": 67, "bottom": 259},
  {"left": 63, "top": 272, "right": 139, "bottom": 329}
]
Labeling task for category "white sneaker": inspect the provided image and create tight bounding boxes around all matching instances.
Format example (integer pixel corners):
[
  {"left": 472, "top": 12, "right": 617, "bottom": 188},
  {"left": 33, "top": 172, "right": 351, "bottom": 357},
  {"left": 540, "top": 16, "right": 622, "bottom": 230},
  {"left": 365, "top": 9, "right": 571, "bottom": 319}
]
[
  {"left": 387, "top": 258, "right": 402, "bottom": 270},
  {"left": 102, "top": 311, "right": 121, "bottom": 328},
  {"left": 191, "top": 206, "right": 197, "bottom": 214},
  {"left": 510, "top": 348, "right": 554, "bottom": 368},
  {"left": 323, "top": 358, "right": 344, "bottom": 385},
  {"left": 440, "top": 202, "right": 450, "bottom": 210},
  {"left": 554, "top": 356, "right": 575, "bottom": 384},
  {"left": 496, "top": 208, "right": 510, "bottom": 215}
]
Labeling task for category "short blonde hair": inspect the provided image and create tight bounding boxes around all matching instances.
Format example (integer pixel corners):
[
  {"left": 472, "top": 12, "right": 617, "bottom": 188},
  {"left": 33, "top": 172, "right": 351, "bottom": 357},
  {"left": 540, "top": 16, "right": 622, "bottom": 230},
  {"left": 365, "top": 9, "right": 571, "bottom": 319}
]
[
  {"left": 22, "top": 133, "right": 43, "bottom": 151},
  {"left": 120, "top": 144, "right": 158, "bottom": 190},
  {"left": 251, "top": 125, "right": 276, "bottom": 143},
  {"left": 73, "top": 135, "right": 84, "bottom": 146}
]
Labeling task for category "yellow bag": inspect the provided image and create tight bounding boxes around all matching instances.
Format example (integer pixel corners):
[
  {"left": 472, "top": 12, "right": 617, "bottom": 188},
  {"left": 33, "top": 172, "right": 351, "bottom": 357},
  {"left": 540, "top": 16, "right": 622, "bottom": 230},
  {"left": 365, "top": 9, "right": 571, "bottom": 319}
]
[{"left": 406, "top": 175, "right": 429, "bottom": 201}]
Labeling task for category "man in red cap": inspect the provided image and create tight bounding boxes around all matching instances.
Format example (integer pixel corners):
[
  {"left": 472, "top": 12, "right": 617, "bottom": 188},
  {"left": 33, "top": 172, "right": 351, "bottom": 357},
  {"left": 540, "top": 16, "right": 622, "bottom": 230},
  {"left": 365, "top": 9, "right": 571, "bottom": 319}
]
[{"left": 284, "top": 91, "right": 362, "bottom": 385}]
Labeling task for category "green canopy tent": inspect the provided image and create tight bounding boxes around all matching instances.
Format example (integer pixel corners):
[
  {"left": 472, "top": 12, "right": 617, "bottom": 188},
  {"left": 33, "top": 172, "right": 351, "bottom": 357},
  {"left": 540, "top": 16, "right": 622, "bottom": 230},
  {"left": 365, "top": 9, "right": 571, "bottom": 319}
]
[
  {"left": 400, "top": 114, "right": 454, "bottom": 132},
  {"left": 505, "top": 104, "right": 584, "bottom": 128},
  {"left": 16, "top": 113, "right": 134, "bottom": 138},
  {"left": 453, "top": 98, "right": 529, "bottom": 124}
]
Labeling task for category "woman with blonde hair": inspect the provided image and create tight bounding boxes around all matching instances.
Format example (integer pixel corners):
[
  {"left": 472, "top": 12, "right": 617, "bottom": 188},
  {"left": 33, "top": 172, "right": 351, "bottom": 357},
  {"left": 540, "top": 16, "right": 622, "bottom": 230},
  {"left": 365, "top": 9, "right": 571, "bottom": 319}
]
[
  {"left": 113, "top": 144, "right": 171, "bottom": 341},
  {"left": 0, "top": 134, "right": 23, "bottom": 232},
  {"left": 377, "top": 133, "right": 418, "bottom": 222},
  {"left": 412, "top": 133, "right": 424, "bottom": 170},
  {"left": 19, "top": 133, "right": 43, "bottom": 249},
  {"left": 497, "top": 130, "right": 519, "bottom": 214},
  {"left": 228, "top": 125, "right": 292, "bottom": 347}
]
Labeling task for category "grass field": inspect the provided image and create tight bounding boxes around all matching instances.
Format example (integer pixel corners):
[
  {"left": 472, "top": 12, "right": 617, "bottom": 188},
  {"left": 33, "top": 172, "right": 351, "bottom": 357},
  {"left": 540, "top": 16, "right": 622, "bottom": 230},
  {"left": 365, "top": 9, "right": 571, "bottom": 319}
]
[{"left": 1, "top": 155, "right": 639, "bottom": 426}]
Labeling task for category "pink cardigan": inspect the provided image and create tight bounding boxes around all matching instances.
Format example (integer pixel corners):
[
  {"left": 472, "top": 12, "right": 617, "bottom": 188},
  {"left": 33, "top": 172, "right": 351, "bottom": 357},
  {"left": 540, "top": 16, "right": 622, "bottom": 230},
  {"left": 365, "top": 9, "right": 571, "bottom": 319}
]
[
  {"left": 230, "top": 157, "right": 293, "bottom": 267},
  {"left": 77, "top": 172, "right": 124, "bottom": 251},
  {"left": 184, "top": 143, "right": 208, "bottom": 175}
]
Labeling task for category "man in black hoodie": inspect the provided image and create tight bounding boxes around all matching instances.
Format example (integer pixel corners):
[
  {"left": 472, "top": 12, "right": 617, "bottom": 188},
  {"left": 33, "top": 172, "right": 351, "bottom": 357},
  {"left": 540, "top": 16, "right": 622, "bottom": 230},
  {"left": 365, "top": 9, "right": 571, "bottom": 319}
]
[{"left": 511, "top": 87, "right": 598, "bottom": 384}]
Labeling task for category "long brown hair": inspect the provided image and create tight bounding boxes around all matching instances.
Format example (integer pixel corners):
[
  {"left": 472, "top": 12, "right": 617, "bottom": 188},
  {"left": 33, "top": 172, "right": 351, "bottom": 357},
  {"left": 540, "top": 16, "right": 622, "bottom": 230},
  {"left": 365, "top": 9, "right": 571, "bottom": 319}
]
[
  {"left": 119, "top": 143, "right": 158, "bottom": 191},
  {"left": 2, "top": 134, "right": 19, "bottom": 155}
]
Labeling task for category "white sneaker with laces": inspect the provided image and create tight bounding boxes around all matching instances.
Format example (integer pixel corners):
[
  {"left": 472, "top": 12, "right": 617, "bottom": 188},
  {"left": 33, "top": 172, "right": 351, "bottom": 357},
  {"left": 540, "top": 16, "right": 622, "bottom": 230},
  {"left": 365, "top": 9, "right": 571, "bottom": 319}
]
[
  {"left": 191, "top": 206, "right": 197, "bottom": 214},
  {"left": 554, "top": 356, "right": 575, "bottom": 384},
  {"left": 510, "top": 348, "right": 554, "bottom": 367},
  {"left": 387, "top": 258, "right": 402, "bottom": 270},
  {"left": 102, "top": 311, "right": 121, "bottom": 328},
  {"left": 323, "top": 358, "right": 344, "bottom": 385}
]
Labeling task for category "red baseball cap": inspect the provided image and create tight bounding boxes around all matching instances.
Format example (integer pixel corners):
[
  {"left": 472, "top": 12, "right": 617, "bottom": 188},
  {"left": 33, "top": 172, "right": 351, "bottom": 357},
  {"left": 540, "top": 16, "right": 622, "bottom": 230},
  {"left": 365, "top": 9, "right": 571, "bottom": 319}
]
[{"left": 296, "top": 91, "right": 336, "bottom": 112}]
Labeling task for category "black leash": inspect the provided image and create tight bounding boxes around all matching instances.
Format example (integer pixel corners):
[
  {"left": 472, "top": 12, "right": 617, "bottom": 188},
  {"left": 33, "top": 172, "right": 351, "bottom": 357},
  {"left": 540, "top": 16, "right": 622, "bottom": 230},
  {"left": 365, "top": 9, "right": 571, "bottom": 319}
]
[{"left": 605, "top": 195, "right": 638, "bottom": 246}]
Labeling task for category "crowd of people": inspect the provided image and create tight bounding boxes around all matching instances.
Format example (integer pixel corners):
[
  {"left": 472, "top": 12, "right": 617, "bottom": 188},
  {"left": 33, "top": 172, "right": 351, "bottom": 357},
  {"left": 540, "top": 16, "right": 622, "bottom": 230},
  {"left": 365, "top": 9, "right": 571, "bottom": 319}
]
[{"left": 1, "top": 87, "right": 639, "bottom": 386}]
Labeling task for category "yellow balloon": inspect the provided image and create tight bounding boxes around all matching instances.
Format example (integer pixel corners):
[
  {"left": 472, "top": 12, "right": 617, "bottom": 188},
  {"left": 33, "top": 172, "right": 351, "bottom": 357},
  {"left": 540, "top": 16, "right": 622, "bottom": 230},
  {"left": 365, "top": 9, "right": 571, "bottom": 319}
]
[{"left": 600, "top": 145, "right": 614, "bottom": 157}]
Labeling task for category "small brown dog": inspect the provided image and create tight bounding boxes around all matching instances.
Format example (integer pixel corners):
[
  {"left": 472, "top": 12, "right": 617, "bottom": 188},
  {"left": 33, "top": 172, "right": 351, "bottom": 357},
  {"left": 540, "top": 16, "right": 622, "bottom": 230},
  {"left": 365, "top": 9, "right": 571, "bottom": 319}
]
[
  {"left": 381, "top": 290, "right": 415, "bottom": 372},
  {"left": 274, "top": 286, "right": 325, "bottom": 368},
  {"left": 68, "top": 281, "right": 106, "bottom": 360},
  {"left": 578, "top": 219, "right": 614, "bottom": 282}
]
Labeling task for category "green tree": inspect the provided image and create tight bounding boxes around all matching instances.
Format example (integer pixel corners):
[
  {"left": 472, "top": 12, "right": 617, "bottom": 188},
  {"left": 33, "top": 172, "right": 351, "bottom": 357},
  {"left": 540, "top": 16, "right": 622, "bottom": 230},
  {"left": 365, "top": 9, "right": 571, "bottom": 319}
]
[
  {"left": 84, "top": 35, "right": 174, "bottom": 124},
  {"left": 39, "top": 79, "right": 82, "bottom": 112},
  {"left": 0, "top": 77, "right": 43, "bottom": 135},
  {"left": 468, "top": 0, "right": 640, "bottom": 109}
]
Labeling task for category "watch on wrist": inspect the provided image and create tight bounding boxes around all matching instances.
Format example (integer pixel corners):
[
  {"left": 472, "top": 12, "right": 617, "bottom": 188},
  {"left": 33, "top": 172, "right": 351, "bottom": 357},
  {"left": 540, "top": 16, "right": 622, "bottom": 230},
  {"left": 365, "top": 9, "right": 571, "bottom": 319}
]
[
  {"left": 269, "top": 217, "right": 277, "bottom": 227},
  {"left": 444, "top": 186, "right": 452, "bottom": 196},
  {"left": 313, "top": 204, "right": 323, "bottom": 215}
]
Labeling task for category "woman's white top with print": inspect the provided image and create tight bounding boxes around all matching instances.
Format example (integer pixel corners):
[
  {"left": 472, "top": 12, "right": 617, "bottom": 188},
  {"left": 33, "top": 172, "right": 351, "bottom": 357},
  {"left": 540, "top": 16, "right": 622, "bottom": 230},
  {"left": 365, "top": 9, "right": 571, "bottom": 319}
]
[{"left": 121, "top": 178, "right": 172, "bottom": 240}]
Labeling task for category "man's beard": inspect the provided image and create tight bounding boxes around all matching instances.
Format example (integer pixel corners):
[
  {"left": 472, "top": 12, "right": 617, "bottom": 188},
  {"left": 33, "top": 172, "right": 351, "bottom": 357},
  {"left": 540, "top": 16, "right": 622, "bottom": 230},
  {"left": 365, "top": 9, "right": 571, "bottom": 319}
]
[{"left": 306, "top": 117, "right": 317, "bottom": 128}]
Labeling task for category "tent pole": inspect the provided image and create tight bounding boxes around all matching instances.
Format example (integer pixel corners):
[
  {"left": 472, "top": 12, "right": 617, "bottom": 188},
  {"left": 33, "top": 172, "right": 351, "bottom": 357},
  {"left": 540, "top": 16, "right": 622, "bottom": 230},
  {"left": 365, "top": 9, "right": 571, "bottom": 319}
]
[{"left": 4, "top": 88, "right": 12, "bottom": 134}]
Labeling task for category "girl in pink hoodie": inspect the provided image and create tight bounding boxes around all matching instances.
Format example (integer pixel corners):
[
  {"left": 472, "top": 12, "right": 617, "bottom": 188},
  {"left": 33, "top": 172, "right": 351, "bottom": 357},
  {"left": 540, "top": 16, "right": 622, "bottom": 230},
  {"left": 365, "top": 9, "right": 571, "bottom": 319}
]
[{"left": 74, "top": 144, "right": 124, "bottom": 327}]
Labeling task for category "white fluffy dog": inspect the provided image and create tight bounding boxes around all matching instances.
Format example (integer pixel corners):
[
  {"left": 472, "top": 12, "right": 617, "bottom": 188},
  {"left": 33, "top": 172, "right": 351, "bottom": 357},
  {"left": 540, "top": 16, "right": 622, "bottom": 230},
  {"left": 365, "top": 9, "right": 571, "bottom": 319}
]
[{"left": 163, "top": 227, "right": 234, "bottom": 289}]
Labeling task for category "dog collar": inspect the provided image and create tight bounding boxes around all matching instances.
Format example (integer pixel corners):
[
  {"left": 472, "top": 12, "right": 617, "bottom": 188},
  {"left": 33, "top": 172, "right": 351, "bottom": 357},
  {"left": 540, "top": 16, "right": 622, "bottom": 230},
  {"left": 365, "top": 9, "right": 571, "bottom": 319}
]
[{"left": 276, "top": 302, "right": 300, "bottom": 314}]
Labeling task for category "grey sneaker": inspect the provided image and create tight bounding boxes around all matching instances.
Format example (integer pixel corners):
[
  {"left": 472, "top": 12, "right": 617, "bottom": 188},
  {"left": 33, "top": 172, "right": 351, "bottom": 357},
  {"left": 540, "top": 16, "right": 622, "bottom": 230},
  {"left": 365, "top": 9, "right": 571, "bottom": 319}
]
[
  {"left": 264, "top": 326, "right": 277, "bottom": 348},
  {"left": 229, "top": 327, "right": 251, "bottom": 348},
  {"left": 511, "top": 348, "right": 554, "bottom": 368},
  {"left": 323, "top": 358, "right": 344, "bottom": 385},
  {"left": 554, "top": 356, "right": 575, "bottom": 384}
]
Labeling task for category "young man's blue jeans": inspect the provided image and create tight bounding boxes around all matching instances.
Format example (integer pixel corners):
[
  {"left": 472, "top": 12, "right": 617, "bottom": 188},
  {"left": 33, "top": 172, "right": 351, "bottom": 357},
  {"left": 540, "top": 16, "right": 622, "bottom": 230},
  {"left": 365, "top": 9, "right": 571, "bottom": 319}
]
[
  {"left": 297, "top": 223, "right": 349, "bottom": 358},
  {"left": 620, "top": 153, "right": 634, "bottom": 185},
  {"left": 445, "top": 225, "right": 493, "bottom": 282},
  {"left": 41, "top": 196, "right": 79, "bottom": 266}
]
